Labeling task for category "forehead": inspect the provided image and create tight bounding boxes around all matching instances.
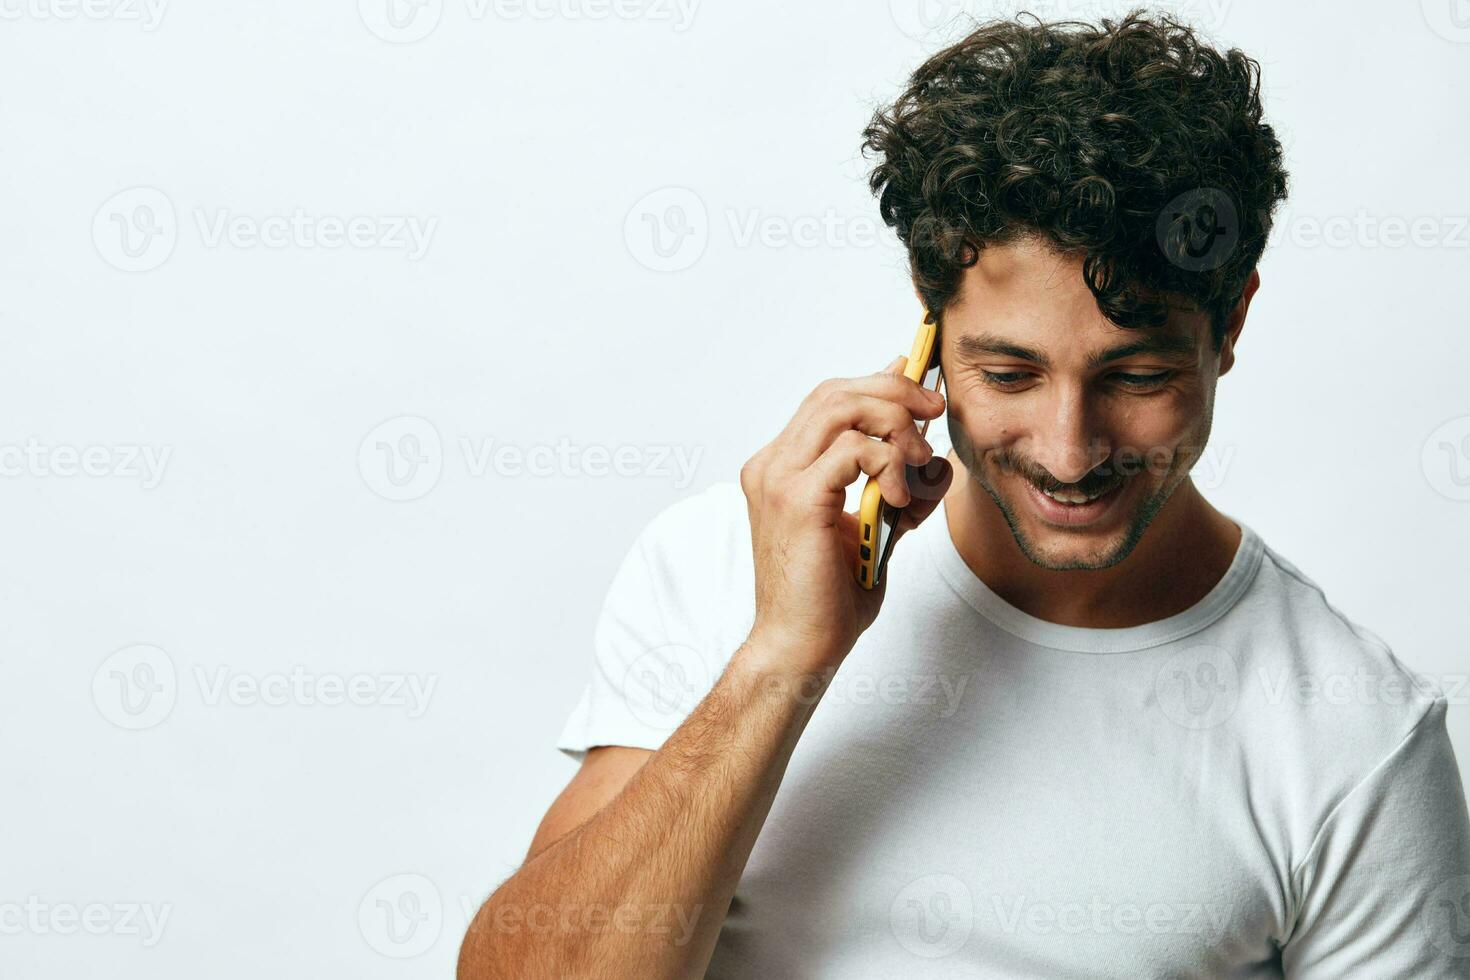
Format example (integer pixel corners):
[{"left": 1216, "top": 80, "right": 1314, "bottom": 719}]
[{"left": 943, "top": 238, "right": 1208, "bottom": 359}]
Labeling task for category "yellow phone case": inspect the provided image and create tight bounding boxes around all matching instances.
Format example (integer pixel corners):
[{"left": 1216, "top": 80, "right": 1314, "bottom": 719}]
[{"left": 855, "top": 317, "right": 944, "bottom": 590}]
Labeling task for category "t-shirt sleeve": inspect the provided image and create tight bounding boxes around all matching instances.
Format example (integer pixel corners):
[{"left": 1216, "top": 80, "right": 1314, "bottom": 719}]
[
  {"left": 1282, "top": 698, "right": 1470, "bottom": 978},
  {"left": 554, "top": 483, "right": 753, "bottom": 763}
]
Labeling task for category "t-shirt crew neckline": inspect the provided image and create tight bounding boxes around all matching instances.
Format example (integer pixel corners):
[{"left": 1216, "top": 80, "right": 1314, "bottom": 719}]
[{"left": 925, "top": 495, "right": 1266, "bottom": 654}]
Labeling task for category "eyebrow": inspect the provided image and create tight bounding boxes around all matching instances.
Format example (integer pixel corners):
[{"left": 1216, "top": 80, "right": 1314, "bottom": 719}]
[{"left": 952, "top": 331, "right": 1198, "bottom": 370}]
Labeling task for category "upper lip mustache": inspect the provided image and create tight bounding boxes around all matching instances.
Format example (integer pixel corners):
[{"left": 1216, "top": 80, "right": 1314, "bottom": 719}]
[{"left": 1032, "top": 478, "right": 1121, "bottom": 498}]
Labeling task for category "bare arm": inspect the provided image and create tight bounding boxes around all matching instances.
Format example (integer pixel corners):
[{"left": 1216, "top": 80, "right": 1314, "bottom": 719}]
[
  {"left": 458, "top": 355, "right": 952, "bottom": 979},
  {"left": 457, "top": 635, "right": 829, "bottom": 980}
]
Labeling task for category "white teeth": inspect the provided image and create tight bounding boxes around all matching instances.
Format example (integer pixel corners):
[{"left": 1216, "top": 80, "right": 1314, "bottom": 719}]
[{"left": 1041, "top": 486, "right": 1106, "bottom": 505}]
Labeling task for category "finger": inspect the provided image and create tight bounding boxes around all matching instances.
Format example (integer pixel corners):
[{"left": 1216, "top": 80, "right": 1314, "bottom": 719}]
[
  {"left": 807, "top": 430, "right": 912, "bottom": 509},
  {"left": 889, "top": 455, "right": 954, "bottom": 545},
  {"left": 773, "top": 371, "right": 945, "bottom": 472},
  {"left": 788, "top": 393, "right": 933, "bottom": 470}
]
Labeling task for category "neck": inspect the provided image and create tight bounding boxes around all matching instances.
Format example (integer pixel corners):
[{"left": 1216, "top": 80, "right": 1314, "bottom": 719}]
[{"left": 942, "top": 451, "right": 1242, "bottom": 629}]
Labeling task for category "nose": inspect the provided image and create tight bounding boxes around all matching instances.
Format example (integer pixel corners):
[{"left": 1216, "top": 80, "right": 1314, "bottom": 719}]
[{"left": 1029, "top": 382, "right": 1111, "bottom": 485}]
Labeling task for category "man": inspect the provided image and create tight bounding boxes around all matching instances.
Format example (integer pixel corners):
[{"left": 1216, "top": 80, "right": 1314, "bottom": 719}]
[{"left": 460, "top": 12, "right": 1470, "bottom": 978}]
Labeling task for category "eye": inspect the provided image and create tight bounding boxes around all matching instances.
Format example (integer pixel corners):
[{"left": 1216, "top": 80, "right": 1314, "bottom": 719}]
[
  {"left": 1111, "top": 370, "right": 1174, "bottom": 390},
  {"left": 980, "top": 370, "right": 1032, "bottom": 389}
]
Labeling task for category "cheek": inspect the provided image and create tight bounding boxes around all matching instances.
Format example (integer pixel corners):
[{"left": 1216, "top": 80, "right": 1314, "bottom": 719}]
[
  {"left": 948, "top": 395, "right": 1021, "bottom": 451},
  {"left": 1109, "top": 389, "right": 1209, "bottom": 465}
]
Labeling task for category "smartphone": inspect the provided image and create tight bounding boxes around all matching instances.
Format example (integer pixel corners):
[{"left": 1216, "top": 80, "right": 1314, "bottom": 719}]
[{"left": 855, "top": 316, "right": 945, "bottom": 590}]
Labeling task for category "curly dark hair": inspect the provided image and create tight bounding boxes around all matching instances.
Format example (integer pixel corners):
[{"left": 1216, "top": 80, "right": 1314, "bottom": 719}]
[{"left": 862, "top": 10, "right": 1289, "bottom": 350}]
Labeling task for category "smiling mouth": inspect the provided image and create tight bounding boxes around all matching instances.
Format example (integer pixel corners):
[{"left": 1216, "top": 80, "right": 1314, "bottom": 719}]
[
  {"left": 1036, "top": 482, "right": 1118, "bottom": 504},
  {"left": 1018, "top": 472, "right": 1128, "bottom": 527}
]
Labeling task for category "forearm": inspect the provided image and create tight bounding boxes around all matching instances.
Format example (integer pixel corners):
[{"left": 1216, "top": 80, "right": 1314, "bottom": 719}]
[{"left": 458, "top": 633, "right": 830, "bottom": 980}]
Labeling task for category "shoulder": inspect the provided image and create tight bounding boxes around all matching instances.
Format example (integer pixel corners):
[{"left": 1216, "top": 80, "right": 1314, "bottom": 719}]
[
  {"left": 1241, "top": 537, "right": 1442, "bottom": 719},
  {"left": 635, "top": 481, "right": 750, "bottom": 566},
  {"left": 620, "top": 480, "right": 755, "bottom": 653},
  {"left": 1226, "top": 532, "right": 1453, "bottom": 838}
]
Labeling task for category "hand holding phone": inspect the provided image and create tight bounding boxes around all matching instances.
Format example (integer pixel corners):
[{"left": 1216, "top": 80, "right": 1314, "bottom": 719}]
[
  {"left": 737, "top": 317, "right": 950, "bottom": 676},
  {"left": 855, "top": 317, "right": 946, "bottom": 590}
]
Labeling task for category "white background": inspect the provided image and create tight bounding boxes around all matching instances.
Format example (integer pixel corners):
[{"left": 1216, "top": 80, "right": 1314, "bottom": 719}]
[{"left": 2, "top": 0, "right": 1468, "bottom": 975}]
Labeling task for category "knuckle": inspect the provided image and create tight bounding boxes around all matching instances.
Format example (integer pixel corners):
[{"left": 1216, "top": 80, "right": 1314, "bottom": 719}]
[{"left": 739, "top": 457, "right": 762, "bottom": 494}]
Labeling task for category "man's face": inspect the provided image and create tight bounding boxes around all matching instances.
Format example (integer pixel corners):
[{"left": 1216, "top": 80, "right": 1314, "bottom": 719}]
[{"left": 940, "top": 237, "right": 1236, "bottom": 571}]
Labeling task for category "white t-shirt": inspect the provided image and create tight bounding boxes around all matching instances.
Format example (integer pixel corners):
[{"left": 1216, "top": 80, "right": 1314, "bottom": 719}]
[{"left": 557, "top": 481, "right": 1470, "bottom": 978}]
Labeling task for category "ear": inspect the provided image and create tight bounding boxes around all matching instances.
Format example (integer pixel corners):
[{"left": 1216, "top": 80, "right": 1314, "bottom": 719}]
[{"left": 1219, "top": 268, "right": 1260, "bottom": 377}]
